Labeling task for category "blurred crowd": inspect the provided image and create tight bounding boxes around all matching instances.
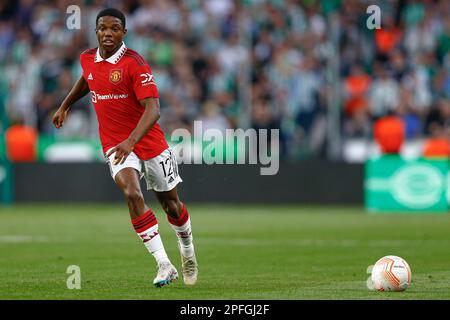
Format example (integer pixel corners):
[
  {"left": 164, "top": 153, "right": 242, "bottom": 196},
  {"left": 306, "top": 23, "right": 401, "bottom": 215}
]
[{"left": 0, "top": 0, "right": 449, "bottom": 160}]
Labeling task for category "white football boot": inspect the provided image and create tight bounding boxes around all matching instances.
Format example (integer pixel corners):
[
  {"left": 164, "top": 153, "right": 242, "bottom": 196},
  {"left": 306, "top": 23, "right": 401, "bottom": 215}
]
[
  {"left": 153, "top": 261, "right": 178, "bottom": 287},
  {"left": 178, "top": 242, "right": 199, "bottom": 285}
]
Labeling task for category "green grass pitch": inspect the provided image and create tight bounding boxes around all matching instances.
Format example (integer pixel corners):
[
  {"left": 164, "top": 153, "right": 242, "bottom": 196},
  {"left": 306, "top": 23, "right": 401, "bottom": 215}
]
[{"left": 0, "top": 204, "right": 449, "bottom": 299}]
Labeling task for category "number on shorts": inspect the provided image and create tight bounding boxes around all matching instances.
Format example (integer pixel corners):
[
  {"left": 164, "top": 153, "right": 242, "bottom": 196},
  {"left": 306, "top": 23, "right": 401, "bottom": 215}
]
[{"left": 159, "top": 150, "right": 178, "bottom": 178}]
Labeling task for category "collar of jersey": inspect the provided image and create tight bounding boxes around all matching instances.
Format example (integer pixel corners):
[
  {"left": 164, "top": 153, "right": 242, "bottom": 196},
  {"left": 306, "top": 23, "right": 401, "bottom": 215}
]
[{"left": 95, "top": 42, "right": 127, "bottom": 64}]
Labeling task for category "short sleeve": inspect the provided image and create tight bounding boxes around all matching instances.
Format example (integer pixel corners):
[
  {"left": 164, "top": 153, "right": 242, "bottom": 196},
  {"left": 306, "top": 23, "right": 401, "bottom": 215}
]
[{"left": 130, "top": 63, "right": 159, "bottom": 101}]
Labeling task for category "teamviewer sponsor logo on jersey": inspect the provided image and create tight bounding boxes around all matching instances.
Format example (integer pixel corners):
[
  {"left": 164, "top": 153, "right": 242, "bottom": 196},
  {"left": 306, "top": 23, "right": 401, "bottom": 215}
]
[
  {"left": 90, "top": 91, "right": 128, "bottom": 103},
  {"left": 96, "top": 93, "right": 129, "bottom": 100},
  {"left": 140, "top": 73, "right": 155, "bottom": 86}
]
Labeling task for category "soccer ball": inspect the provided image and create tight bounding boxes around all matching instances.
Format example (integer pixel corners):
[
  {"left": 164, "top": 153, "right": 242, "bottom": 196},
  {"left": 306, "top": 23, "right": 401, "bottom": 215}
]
[{"left": 371, "top": 255, "right": 411, "bottom": 292}]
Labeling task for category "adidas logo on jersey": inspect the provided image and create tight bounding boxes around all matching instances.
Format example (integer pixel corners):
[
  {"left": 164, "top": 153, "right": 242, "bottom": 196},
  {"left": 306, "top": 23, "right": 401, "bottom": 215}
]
[{"left": 88, "top": 73, "right": 93, "bottom": 80}]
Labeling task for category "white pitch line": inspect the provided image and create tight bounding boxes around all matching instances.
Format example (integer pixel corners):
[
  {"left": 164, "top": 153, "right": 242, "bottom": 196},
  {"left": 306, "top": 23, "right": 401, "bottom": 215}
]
[
  {"left": 0, "top": 235, "right": 50, "bottom": 243},
  {"left": 198, "top": 238, "right": 450, "bottom": 247}
]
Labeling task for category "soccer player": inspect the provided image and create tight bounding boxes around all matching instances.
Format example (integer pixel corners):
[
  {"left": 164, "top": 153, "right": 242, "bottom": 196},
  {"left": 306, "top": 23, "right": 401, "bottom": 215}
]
[{"left": 52, "top": 8, "right": 198, "bottom": 287}]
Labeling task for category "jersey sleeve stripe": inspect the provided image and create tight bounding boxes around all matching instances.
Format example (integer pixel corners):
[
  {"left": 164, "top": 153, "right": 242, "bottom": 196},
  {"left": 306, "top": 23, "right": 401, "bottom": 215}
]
[
  {"left": 124, "top": 52, "right": 146, "bottom": 65},
  {"left": 82, "top": 48, "right": 97, "bottom": 55},
  {"left": 124, "top": 50, "right": 147, "bottom": 66},
  {"left": 124, "top": 53, "right": 145, "bottom": 66}
]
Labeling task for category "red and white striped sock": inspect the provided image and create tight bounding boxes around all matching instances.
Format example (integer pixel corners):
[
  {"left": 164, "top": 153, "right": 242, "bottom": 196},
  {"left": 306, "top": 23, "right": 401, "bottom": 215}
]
[
  {"left": 132, "top": 209, "right": 169, "bottom": 265},
  {"left": 167, "top": 203, "right": 194, "bottom": 257}
]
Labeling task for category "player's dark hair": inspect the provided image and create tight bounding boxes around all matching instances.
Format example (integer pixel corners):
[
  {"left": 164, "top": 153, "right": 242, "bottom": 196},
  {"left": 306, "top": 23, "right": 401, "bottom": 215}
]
[{"left": 96, "top": 8, "right": 126, "bottom": 28}]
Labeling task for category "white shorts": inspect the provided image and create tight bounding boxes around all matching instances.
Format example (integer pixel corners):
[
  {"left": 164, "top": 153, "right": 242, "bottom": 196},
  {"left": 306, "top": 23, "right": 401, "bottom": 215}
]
[{"left": 105, "top": 147, "right": 183, "bottom": 192}]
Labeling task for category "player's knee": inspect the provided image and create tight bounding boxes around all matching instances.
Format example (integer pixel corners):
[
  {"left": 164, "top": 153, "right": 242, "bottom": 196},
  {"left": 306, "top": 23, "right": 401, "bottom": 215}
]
[
  {"left": 123, "top": 187, "right": 144, "bottom": 205},
  {"left": 162, "top": 199, "right": 181, "bottom": 218}
]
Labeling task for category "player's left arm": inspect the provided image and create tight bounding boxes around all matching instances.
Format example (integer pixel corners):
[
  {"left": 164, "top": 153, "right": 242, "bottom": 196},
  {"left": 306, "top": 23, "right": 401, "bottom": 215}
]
[{"left": 106, "top": 98, "right": 160, "bottom": 165}]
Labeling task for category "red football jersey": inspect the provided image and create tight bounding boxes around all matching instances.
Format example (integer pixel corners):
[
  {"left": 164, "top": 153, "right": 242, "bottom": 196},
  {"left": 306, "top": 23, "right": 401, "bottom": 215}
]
[{"left": 80, "top": 42, "right": 168, "bottom": 160}]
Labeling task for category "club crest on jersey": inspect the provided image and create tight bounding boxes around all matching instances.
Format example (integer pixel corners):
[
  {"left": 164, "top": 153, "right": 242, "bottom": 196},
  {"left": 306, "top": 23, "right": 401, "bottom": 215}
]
[{"left": 109, "top": 69, "right": 123, "bottom": 84}]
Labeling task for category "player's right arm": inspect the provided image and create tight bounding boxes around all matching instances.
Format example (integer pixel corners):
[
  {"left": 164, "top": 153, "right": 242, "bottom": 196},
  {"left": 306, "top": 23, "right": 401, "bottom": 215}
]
[{"left": 52, "top": 75, "right": 90, "bottom": 129}]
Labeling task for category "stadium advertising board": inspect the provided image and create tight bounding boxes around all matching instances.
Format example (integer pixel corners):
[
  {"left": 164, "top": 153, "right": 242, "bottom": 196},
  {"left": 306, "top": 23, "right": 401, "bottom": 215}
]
[{"left": 365, "top": 155, "right": 449, "bottom": 213}]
